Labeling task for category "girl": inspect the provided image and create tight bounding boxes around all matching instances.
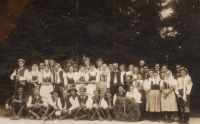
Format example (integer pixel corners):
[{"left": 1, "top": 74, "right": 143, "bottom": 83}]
[
  {"left": 64, "top": 66, "right": 77, "bottom": 90},
  {"left": 146, "top": 70, "right": 161, "bottom": 122},
  {"left": 176, "top": 67, "right": 193, "bottom": 124},
  {"left": 160, "top": 70, "right": 178, "bottom": 123},
  {"left": 27, "top": 64, "right": 39, "bottom": 96},
  {"left": 87, "top": 63, "right": 98, "bottom": 96},
  {"left": 39, "top": 66, "right": 53, "bottom": 99},
  {"left": 75, "top": 66, "right": 89, "bottom": 94},
  {"left": 96, "top": 64, "right": 110, "bottom": 97},
  {"left": 126, "top": 85, "right": 142, "bottom": 104}
]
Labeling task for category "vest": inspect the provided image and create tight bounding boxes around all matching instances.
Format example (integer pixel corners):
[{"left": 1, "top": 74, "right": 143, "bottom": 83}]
[
  {"left": 51, "top": 96, "right": 59, "bottom": 107},
  {"left": 31, "top": 95, "right": 43, "bottom": 104},
  {"left": 89, "top": 73, "right": 96, "bottom": 81},
  {"left": 78, "top": 95, "right": 88, "bottom": 105},
  {"left": 92, "top": 96, "right": 102, "bottom": 104},
  {"left": 67, "top": 77, "right": 75, "bottom": 84},
  {"left": 52, "top": 70, "right": 64, "bottom": 86},
  {"left": 60, "top": 96, "right": 72, "bottom": 109},
  {"left": 110, "top": 71, "right": 121, "bottom": 84},
  {"left": 16, "top": 68, "right": 26, "bottom": 77},
  {"left": 151, "top": 81, "right": 160, "bottom": 90},
  {"left": 104, "top": 97, "right": 113, "bottom": 106}
]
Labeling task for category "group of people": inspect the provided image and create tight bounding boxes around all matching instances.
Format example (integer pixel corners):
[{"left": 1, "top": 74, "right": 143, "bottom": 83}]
[{"left": 5, "top": 58, "right": 193, "bottom": 124}]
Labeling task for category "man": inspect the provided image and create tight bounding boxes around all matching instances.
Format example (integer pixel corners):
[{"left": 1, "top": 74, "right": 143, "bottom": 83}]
[
  {"left": 83, "top": 58, "right": 90, "bottom": 73},
  {"left": 49, "top": 59, "right": 55, "bottom": 72},
  {"left": 108, "top": 62, "right": 121, "bottom": 96},
  {"left": 47, "top": 88, "right": 62, "bottom": 120},
  {"left": 108, "top": 64, "right": 113, "bottom": 72},
  {"left": 155, "top": 63, "right": 160, "bottom": 75},
  {"left": 119, "top": 64, "right": 126, "bottom": 85},
  {"left": 52, "top": 63, "right": 65, "bottom": 88},
  {"left": 73, "top": 86, "right": 92, "bottom": 120},
  {"left": 64, "top": 60, "right": 72, "bottom": 73},
  {"left": 139, "top": 60, "right": 145, "bottom": 74},
  {"left": 124, "top": 75, "right": 133, "bottom": 92},
  {"left": 73, "top": 61, "right": 79, "bottom": 72},
  {"left": 26, "top": 87, "right": 45, "bottom": 120},
  {"left": 10, "top": 59, "right": 29, "bottom": 93},
  {"left": 142, "top": 64, "right": 149, "bottom": 80},
  {"left": 161, "top": 65, "right": 168, "bottom": 73},
  {"left": 96, "top": 58, "right": 103, "bottom": 72},
  {"left": 174, "top": 63, "right": 182, "bottom": 80},
  {"left": 59, "top": 89, "right": 75, "bottom": 120},
  {"left": 104, "top": 92, "right": 114, "bottom": 120},
  {"left": 5, "top": 86, "right": 28, "bottom": 120},
  {"left": 113, "top": 85, "right": 127, "bottom": 105},
  {"left": 90, "top": 89, "right": 109, "bottom": 121}
]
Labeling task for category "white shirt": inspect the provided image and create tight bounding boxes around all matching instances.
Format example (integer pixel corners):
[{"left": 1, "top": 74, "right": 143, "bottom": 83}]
[
  {"left": 63, "top": 72, "right": 77, "bottom": 86},
  {"left": 10, "top": 67, "right": 29, "bottom": 81},
  {"left": 126, "top": 90, "right": 142, "bottom": 103}
]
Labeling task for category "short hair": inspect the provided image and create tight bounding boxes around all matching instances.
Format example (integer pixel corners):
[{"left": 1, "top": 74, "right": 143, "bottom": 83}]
[
  {"left": 176, "top": 63, "right": 182, "bottom": 67},
  {"left": 89, "top": 63, "right": 95, "bottom": 67},
  {"left": 143, "top": 64, "right": 149, "bottom": 68}
]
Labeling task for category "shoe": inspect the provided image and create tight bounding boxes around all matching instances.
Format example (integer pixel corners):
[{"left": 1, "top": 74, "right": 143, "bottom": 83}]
[
  {"left": 36, "top": 116, "right": 40, "bottom": 120},
  {"left": 10, "top": 117, "right": 14, "bottom": 120},
  {"left": 157, "top": 119, "right": 160, "bottom": 122},
  {"left": 30, "top": 116, "right": 34, "bottom": 120},
  {"left": 108, "top": 115, "right": 112, "bottom": 121},
  {"left": 74, "top": 117, "right": 78, "bottom": 121},
  {"left": 59, "top": 116, "right": 67, "bottom": 120},
  {"left": 166, "top": 119, "right": 172, "bottom": 123},
  {"left": 99, "top": 117, "right": 103, "bottom": 121}
]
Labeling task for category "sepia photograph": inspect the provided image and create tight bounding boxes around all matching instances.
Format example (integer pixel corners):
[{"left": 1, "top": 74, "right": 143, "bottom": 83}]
[{"left": 0, "top": 0, "right": 200, "bottom": 124}]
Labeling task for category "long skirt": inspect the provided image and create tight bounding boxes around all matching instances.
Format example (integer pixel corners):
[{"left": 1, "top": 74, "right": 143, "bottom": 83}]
[
  {"left": 97, "top": 81, "right": 107, "bottom": 98},
  {"left": 146, "top": 90, "right": 161, "bottom": 112},
  {"left": 40, "top": 84, "right": 53, "bottom": 98},
  {"left": 86, "top": 84, "right": 97, "bottom": 97},
  {"left": 161, "top": 90, "right": 178, "bottom": 112}
]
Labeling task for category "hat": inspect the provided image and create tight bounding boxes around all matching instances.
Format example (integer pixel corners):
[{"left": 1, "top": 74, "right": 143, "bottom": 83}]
[
  {"left": 51, "top": 88, "right": 61, "bottom": 96},
  {"left": 94, "top": 89, "right": 101, "bottom": 94},
  {"left": 96, "top": 58, "right": 103, "bottom": 64},
  {"left": 68, "top": 86, "right": 78, "bottom": 93},
  {"left": 32, "top": 87, "right": 40, "bottom": 92},
  {"left": 180, "top": 67, "right": 188, "bottom": 73},
  {"left": 18, "top": 59, "right": 25, "bottom": 63},
  {"left": 79, "top": 86, "right": 87, "bottom": 92}
]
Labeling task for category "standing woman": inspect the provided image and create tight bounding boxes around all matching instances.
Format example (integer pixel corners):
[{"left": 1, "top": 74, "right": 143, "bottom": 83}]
[
  {"left": 27, "top": 64, "right": 40, "bottom": 96},
  {"left": 64, "top": 66, "right": 77, "bottom": 90},
  {"left": 126, "top": 64, "right": 134, "bottom": 79},
  {"left": 87, "top": 63, "right": 98, "bottom": 96},
  {"left": 96, "top": 64, "right": 110, "bottom": 97},
  {"left": 39, "top": 66, "right": 53, "bottom": 98},
  {"left": 160, "top": 70, "right": 178, "bottom": 123},
  {"left": 176, "top": 67, "right": 193, "bottom": 124},
  {"left": 146, "top": 70, "right": 161, "bottom": 122},
  {"left": 75, "top": 65, "right": 89, "bottom": 94},
  {"left": 44, "top": 59, "right": 50, "bottom": 67}
]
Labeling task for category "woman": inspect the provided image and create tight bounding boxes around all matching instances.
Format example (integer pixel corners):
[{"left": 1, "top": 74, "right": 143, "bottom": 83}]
[
  {"left": 87, "top": 63, "right": 98, "bottom": 96},
  {"left": 44, "top": 59, "right": 49, "bottom": 67},
  {"left": 126, "top": 64, "right": 134, "bottom": 79},
  {"left": 135, "top": 73, "right": 145, "bottom": 120},
  {"left": 160, "top": 70, "right": 178, "bottom": 123},
  {"left": 75, "top": 65, "right": 89, "bottom": 94},
  {"left": 64, "top": 66, "right": 77, "bottom": 90},
  {"left": 96, "top": 64, "right": 110, "bottom": 97},
  {"left": 176, "top": 67, "right": 193, "bottom": 124},
  {"left": 146, "top": 70, "right": 161, "bottom": 122},
  {"left": 126, "top": 85, "right": 142, "bottom": 104},
  {"left": 27, "top": 64, "right": 39, "bottom": 96},
  {"left": 133, "top": 67, "right": 139, "bottom": 81},
  {"left": 39, "top": 66, "right": 53, "bottom": 99}
]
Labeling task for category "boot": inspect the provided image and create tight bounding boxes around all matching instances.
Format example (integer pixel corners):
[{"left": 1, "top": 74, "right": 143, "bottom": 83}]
[
  {"left": 178, "top": 106, "right": 183, "bottom": 122},
  {"left": 186, "top": 113, "right": 189, "bottom": 123},
  {"left": 48, "top": 110, "right": 56, "bottom": 120},
  {"left": 59, "top": 114, "right": 67, "bottom": 120},
  {"left": 181, "top": 113, "right": 188, "bottom": 124},
  {"left": 166, "top": 112, "right": 172, "bottom": 123},
  {"left": 156, "top": 112, "right": 160, "bottom": 122},
  {"left": 106, "top": 110, "right": 112, "bottom": 121},
  {"left": 15, "top": 105, "right": 24, "bottom": 120},
  {"left": 11, "top": 107, "right": 16, "bottom": 120},
  {"left": 96, "top": 110, "right": 103, "bottom": 121}
]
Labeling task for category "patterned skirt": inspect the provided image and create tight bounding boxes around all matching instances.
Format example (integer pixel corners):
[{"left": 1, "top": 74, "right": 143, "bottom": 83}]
[
  {"left": 146, "top": 90, "right": 161, "bottom": 112},
  {"left": 161, "top": 90, "right": 178, "bottom": 112}
]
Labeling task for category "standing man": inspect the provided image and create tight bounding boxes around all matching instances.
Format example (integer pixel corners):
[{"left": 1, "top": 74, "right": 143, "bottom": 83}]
[
  {"left": 83, "top": 58, "right": 90, "bottom": 73},
  {"left": 139, "top": 60, "right": 145, "bottom": 74},
  {"left": 10, "top": 59, "right": 29, "bottom": 93},
  {"left": 107, "top": 62, "right": 121, "bottom": 96},
  {"left": 173, "top": 63, "right": 182, "bottom": 80},
  {"left": 96, "top": 58, "right": 103, "bottom": 72},
  {"left": 52, "top": 63, "right": 65, "bottom": 89}
]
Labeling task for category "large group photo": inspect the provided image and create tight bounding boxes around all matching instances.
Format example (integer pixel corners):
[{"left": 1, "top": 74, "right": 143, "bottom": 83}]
[{"left": 0, "top": 0, "right": 200, "bottom": 124}]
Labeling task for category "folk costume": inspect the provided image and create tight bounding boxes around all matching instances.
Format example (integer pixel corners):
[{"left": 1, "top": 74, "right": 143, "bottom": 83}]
[
  {"left": 87, "top": 69, "right": 98, "bottom": 96},
  {"left": 26, "top": 87, "right": 45, "bottom": 120},
  {"left": 52, "top": 69, "right": 65, "bottom": 89},
  {"left": 64, "top": 71, "right": 77, "bottom": 90},
  {"left": 10, "top": 59, "right": 29, "bottom": 93},
  {"left": 176, "top": 68, "right": 193, "bottom": 124},
  {"left": 90, "top": 90, "right": 109, "bottom": 121},
  {"left": 160, "top": 72, "right": 178, "bottom": 123},
  {"left": 38, "top": 70, "right": 53, "bottom": 99},
  {"left": 27, "top": 64, "right": 40, "bottom": 96},
  {"left": 108, "top": 70, "right": 121, "bottom": 96},
  {"left": 75, "top": 71, "right": 89, "bottom": 94}
]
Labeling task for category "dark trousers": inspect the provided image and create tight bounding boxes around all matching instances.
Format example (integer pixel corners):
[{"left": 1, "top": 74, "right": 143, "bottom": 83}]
[{"left": 110, "top": 84, "right": 118, "bottom": 96}]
